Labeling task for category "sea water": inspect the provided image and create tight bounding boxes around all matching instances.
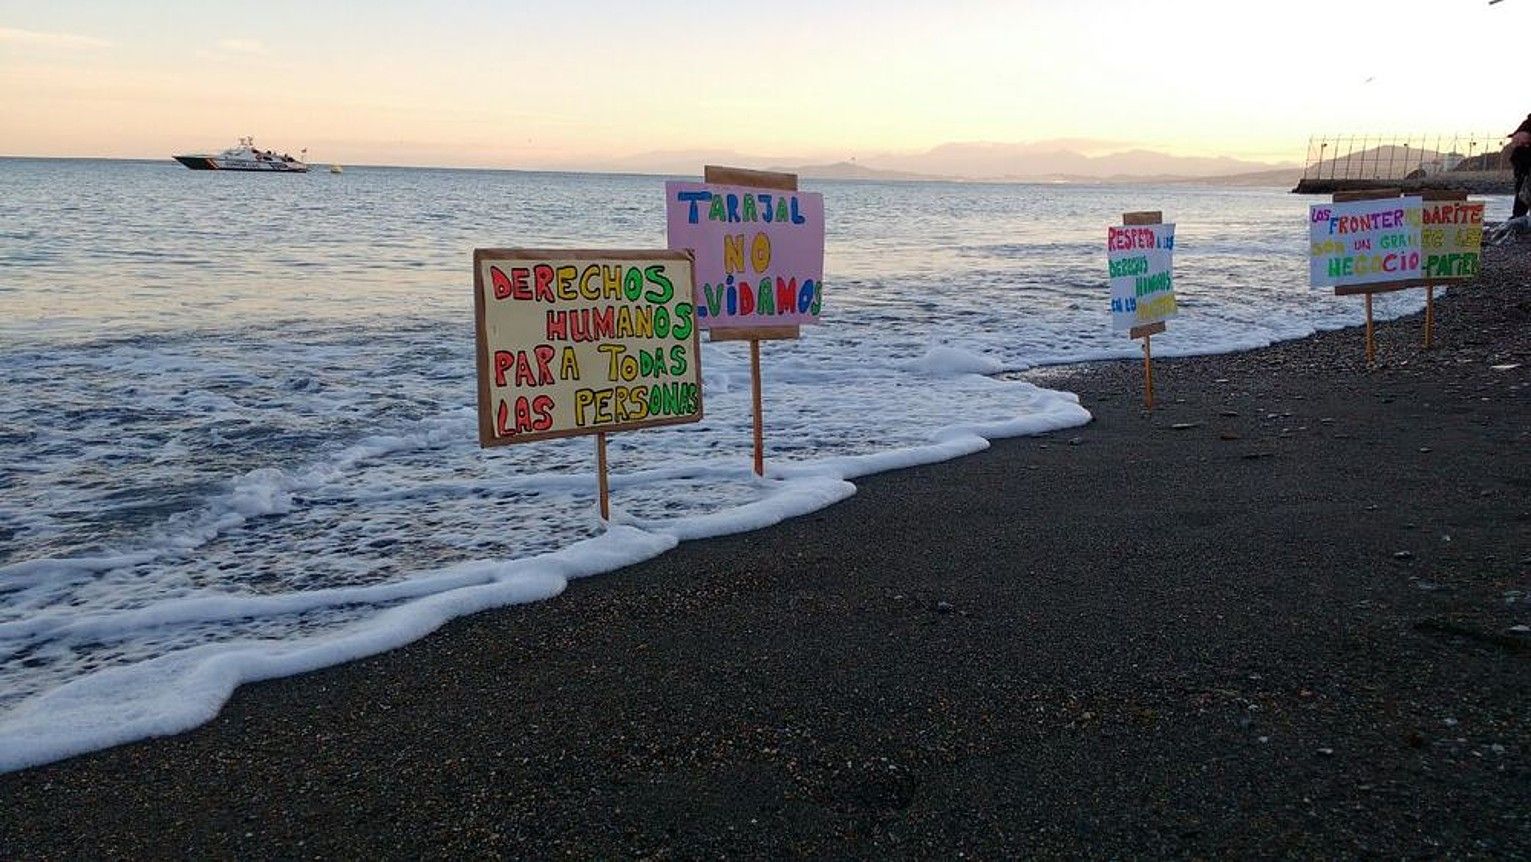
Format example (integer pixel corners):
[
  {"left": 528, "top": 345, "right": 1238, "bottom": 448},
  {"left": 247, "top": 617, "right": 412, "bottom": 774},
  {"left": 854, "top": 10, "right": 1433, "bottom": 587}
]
[{"left": 0, "top": 159, "right": 1441, "bottom": 770}]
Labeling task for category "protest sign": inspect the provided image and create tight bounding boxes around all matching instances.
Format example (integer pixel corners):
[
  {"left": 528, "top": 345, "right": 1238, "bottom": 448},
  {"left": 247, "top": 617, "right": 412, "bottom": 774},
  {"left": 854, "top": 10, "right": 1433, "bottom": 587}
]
[
  {"left": 1107, "top": 222, "right": 1177, "bottom": 333},
  {"left": 1309, "top": 196, "right": 1424, "bottom": 289},
  {"left": 665, "top": 180, "right": 825, "bottom": 330},
  {"left": 1421, "top": 200, "right": 1484, "bottom": 280},
  {"left": 1108, "top": 211, "right": 1175, "bottom": 409},
  {"left": 473, "top": 249, "right": 703, "bottom": 447}
]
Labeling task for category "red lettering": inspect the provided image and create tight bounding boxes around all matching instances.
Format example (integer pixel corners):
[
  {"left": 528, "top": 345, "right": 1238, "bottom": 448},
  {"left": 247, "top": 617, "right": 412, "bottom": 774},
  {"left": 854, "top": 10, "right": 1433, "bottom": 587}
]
[
  {"left": 532, "top": 267, "right": 554, "bottom": 302},
  {"left": 533, "top": 264, "right": 555, "bottom": 300},
  {"left": 498, "top": 395, "right": 555, "bottom": 436},
  {"left": 490, "top": 266, "right": 513, "bottom": 300},
  {"left": 497, "top": 347, "right": 558, "bottom": 388},
  {"left": 1107, "top": 227, "right": 1158, "bottom": 250},
  {"left": 775, "top": 277, "right": 796, "bottom": 314},
  {"left": 531, "top": 395, "right": 554, "bottom": 431},
  {"left": 493, "top": 350, "right": 515, "bottom": 386},
  {"left": 490, "top": 266, "right": 532, "bottom": 300},
  {"left": 592, "top": 306, "right": 615, "bottom": 339},
  {"left": 534, "top": 344, "right": 555, "bottom": 385}
]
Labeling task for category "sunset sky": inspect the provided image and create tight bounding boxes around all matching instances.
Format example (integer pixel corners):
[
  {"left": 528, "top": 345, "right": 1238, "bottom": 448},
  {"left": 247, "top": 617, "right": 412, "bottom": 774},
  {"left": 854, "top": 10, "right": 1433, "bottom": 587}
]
[{"left": 2, "top": 0, "right": 1525, "bottom": 170}]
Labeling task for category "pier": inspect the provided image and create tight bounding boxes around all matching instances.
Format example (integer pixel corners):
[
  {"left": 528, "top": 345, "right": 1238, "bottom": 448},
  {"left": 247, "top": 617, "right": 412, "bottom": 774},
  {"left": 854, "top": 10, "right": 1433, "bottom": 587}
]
[{"left": 1293, "top": 132, "right": 1514, "bottom": 195}]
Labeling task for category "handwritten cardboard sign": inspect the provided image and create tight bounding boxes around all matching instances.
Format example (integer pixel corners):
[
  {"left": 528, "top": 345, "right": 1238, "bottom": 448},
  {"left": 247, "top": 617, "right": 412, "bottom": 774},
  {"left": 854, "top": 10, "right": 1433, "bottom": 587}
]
[
  {"left": 1421, "top": 200, "right": 1484, "bottom": 280},
  {"left": 664, "top": 181, "right": 825, "bottom": 329},
  {"left": 1309, "top": 197, "right": 1423, "bottom": 288},
  {"left": 1107, "top": 223, "right": 1177, "bottom": 332},
  {"left": 474, "top": 249, "right": 703, "bottom": 447}
]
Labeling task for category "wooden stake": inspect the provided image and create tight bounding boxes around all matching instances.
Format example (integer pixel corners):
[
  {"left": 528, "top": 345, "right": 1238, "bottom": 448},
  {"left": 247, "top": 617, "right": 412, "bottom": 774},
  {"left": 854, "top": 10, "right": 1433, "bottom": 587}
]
[
  {"left": 1424, "top": 285, "right": 1435, "bottom": 349},
  {"left": 1364, "top": 292, "right": 1375, "bottom": 365},
  {"left": 1127, "top": 320, "right": 1166, "bottom": 407},
  {"left": 750, "top": 338, "right": 765, "bottom": 476},
  {"left": 1416, "top": 190, "right": 1465, "bottom": 352},
  {"left": 596, "top": 432, "right": 610, "bottom": 521},
  {"left": 702, "top": 164, "right": 799, "bottom": 478}
]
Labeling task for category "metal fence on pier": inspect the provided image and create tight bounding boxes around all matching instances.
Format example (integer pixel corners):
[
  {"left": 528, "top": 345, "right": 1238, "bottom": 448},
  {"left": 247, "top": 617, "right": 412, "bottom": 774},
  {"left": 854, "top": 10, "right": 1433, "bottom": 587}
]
[{"left": 1302, "top": 133, "right": 1512, "bottom": 181}]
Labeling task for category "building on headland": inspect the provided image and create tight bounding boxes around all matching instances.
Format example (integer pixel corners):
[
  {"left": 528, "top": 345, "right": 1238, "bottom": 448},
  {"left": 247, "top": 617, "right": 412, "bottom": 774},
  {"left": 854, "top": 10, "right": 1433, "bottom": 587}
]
[{"left": 1292, "top": 133, "right": 1514, "bottom": 195}]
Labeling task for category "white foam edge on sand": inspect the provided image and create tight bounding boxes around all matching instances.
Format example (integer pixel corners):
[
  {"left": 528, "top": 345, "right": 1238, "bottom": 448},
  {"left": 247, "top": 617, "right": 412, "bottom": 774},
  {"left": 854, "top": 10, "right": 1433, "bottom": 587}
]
[
  {"left": 0, "top": 525, "right": 670, "bottom": 773},
  {"left": 0, "top": 374, "right": 1090, "bottom": 773}
]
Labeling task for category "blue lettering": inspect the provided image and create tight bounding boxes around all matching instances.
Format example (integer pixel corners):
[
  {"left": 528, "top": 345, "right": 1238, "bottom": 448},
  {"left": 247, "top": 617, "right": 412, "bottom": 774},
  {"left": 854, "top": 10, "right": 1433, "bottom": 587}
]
[{"left": 677, "top": 190, "right": 711, "bottom": 224}]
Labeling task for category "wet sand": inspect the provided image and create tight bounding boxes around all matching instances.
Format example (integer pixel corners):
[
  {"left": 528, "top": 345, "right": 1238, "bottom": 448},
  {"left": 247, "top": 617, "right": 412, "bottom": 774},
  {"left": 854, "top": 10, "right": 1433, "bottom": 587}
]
[{"left": 2, "top": 244, "right": 1527, "bottom": 858}]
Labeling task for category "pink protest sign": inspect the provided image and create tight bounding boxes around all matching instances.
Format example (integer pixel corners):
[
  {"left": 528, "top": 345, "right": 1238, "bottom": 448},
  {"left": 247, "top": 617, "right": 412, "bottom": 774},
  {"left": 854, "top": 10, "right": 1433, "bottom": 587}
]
[{"left": 665, "top": 181, "right": 825, "bottom": 329}]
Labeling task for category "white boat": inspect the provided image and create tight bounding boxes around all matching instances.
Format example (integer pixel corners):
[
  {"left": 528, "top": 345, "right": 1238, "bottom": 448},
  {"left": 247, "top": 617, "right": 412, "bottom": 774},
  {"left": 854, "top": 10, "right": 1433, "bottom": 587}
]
[{"left": 173, "top": 137, "right": 309, "bottom": 172}]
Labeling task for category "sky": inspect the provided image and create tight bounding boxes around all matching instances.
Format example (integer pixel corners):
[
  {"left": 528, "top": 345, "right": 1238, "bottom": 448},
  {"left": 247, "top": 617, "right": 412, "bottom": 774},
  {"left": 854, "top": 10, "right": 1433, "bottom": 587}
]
[{"left": 2, "top": 0, "right": 1526, "bottom": 170}]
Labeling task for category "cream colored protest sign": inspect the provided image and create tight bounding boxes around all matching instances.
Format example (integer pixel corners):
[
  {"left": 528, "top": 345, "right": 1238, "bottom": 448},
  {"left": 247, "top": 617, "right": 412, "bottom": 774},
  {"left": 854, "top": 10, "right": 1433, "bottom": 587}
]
[{"left": 474, "top": 249, "right": 703, "bottom": 447}]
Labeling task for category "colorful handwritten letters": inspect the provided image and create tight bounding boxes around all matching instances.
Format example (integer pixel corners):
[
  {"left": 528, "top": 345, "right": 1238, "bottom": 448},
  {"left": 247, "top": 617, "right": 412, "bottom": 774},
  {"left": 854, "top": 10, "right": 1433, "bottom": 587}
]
[
  {"left": 1421, "top": 201, "right": 1484, "bottom": 280},
  {"left": 1309, "top": 197, "right": 1423, "bottom": 288},
  {"left": 1107, "top": 224, "right": 1177, "bottom": 332},
  {"left": 474, "top": 250, "right": 703, "bottom": 446},
  {"left": 665, "top": 181, "right": 826, "bottom": 329}
]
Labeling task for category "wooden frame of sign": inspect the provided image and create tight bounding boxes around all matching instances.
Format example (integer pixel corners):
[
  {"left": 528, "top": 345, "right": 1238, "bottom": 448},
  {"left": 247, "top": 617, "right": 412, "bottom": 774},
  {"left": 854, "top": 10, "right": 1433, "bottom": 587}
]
[
  {"left": 701, "top": 164, "right": 802, "bottom": 477},
  {"left": 1122, "top": 210, "right": 1167, "bottom": 409},
  {"left": 473, "top": 248, "right": 704, "bottom": 519}
]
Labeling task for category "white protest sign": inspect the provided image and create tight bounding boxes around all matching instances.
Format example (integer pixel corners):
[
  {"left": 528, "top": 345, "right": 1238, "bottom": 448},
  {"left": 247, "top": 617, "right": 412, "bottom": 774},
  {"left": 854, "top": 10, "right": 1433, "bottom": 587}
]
[
  {"left": 1309, "top": 197, "right": 1423, "bottom": 288},
  {"left": 1107, "top": 223, "right": 1177, "bottom": 333}
]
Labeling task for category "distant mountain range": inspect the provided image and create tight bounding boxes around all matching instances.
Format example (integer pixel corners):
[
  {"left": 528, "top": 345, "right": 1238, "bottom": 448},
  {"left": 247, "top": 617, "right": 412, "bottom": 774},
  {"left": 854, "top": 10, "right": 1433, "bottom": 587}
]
[{"left": 566, "top": 141, "right": 1302, "bottom": 186}]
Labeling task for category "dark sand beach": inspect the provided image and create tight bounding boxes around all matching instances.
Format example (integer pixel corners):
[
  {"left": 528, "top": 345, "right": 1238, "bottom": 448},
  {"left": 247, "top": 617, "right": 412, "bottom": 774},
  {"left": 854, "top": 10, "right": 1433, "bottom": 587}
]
[{"left": 2, "top": 244, "right": 1527, "bottom": 858}]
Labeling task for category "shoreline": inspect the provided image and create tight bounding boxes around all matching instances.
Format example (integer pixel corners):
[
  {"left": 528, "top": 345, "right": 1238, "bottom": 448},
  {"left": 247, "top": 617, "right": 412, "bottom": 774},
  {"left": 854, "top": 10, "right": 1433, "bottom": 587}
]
[
  {"left": 1, "top": 244, "right": 1527, "bottom": 855},
  {"left": 0, "top": 272, "right": 1436, "bottom": 773}
]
